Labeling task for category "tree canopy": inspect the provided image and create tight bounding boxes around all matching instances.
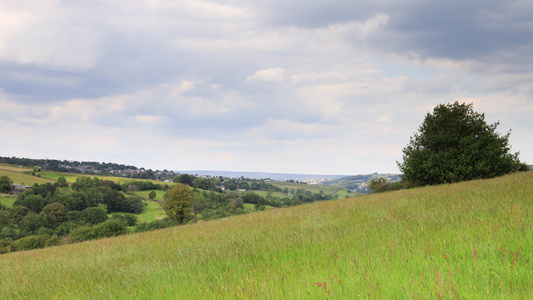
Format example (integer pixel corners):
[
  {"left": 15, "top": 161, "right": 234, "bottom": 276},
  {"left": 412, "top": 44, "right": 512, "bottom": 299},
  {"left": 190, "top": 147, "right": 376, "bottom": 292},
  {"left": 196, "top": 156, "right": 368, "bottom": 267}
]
[
  {"left": 398, "top": 101, "right": 528, "bottom": 186},
  {"left": 0, "top": 176, "right": 13, "bottom": 193},
  {"left": 163, "top": 183, "right": 194, "bottom": 225}
]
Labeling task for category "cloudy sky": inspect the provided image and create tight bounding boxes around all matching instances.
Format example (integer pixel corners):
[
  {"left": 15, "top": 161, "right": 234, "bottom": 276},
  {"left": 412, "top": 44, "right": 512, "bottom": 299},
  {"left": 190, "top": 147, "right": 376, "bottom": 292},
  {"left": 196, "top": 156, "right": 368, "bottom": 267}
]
[{"left": 1, "top": 0, "right": 532, "bottom": 175}]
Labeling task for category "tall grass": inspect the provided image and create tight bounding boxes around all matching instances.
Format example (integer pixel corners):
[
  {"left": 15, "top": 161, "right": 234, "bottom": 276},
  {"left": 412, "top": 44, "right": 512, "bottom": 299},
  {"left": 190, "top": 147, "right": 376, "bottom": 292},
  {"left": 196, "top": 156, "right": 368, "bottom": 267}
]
[{"left": 1, "top": 172, "right": 532, "bottom": 299}]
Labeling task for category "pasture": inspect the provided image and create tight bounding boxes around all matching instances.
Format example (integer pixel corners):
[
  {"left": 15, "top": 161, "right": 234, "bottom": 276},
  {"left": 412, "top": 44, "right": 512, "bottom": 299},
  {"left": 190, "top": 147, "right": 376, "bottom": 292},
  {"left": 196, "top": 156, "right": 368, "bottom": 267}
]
[
  {"left": 36, "top": 171, "right": 172, "bottom": 186},
  {"left": 0, "top": 196, "right": 17, "bottom": 208},
  {"left": 0, "top": 170, "right": 55, "bottom": 185}
]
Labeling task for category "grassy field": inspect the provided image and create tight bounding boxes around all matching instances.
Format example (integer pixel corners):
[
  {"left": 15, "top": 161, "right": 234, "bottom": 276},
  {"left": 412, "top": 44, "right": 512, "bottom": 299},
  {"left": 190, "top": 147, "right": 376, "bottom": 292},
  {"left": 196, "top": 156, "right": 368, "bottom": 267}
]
[
  {"left": 0, "top": 195, "right": 17, "bottom": 208},
  {"left": 35, "top": 171, "right": 173, "bottom": 186},
  {"left": 1, "top": 172, "right": 532, "bottom": 298},
  {"left": 136, "top": 199, "right": 166, "bottom": 222},
  {"left": 132, "top": 190, "right": 167, "bottom": 222},
  {"left": 0, "top": 170, "right": 56, "bottom": 185},
  {"left": 134, "top": 190, "right": 167, "bottom": 201},
  {"left": 246, "top": 181, "right": 353, "bottom": 199},
  {"left": 0, "top": 164, "right": 33, "bottom": 173},
  {"left": 270, "top": 181, "right": 352, "bottom": 197}
]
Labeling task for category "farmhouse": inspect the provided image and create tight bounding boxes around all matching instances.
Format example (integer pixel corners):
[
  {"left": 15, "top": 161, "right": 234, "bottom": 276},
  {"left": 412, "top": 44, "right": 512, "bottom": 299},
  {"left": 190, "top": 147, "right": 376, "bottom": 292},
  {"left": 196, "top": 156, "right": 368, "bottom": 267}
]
[{"left": 11, "top": 184, "right": 33, "bottom": 193}]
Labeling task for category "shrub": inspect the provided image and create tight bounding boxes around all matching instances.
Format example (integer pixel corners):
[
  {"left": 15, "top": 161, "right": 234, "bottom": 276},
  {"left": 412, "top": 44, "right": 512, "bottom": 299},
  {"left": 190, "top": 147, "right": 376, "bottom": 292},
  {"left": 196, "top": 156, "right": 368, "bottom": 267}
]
[
  {"left": 81, "top": 207, "right": 108, "bottom": 225},
  {"left": 69, "top": 226, "right": 97, "bottom": 243},
  {"left": 11, "top": 235, "right": 49, "bottom": 251},
  {"left": 135, "top": 218, "right": 174, "bottom": 233},
  {"left": 68, "top": 219, "right": 128, "bottom": 243},
  {"left": 112, "top": 213, "right": 138, "bottom": 226},
  {"left": 94, "top": 219, "right": 128, "bottom": 238}
]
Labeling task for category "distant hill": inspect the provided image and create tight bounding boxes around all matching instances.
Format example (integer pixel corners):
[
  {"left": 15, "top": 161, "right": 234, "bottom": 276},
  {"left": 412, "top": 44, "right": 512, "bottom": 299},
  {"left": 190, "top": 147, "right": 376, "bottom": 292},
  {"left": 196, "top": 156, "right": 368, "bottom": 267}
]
[
  {"left": 177, "top": 170, "right": 349, "bottom": 181},
  {"left": 322, "top": 173, "right": 401, "bottom": 193}
]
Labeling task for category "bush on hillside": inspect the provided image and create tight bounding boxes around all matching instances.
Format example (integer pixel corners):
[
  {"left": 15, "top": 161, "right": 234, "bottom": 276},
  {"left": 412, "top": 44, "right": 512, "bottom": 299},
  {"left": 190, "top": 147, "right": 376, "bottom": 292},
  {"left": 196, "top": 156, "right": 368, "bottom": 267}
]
[
  {"left": 398, "top": 101, "right": 528, "bottom": 186},
  {"left": 69, "top": 219, "right": 128, "bottom": 243},
  {"left": 10, "top": 234, "right": 59, "bottom": 251}
]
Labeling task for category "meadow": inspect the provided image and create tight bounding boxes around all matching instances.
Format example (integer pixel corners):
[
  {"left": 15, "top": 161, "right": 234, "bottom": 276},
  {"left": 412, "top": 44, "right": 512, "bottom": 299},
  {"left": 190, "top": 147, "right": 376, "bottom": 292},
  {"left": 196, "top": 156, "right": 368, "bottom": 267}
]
[
  {"left": 35, "top": 171, "right": 171, "bottom": 186},
  {"left": 0, "top": 169, "right": 55, "bottom": 185},
  {"left": 0, "top": 195, "right": 17, "bottom": 208},
  {"left": 0, "top": 172, "right": 532, "bottom": 298},
  {"left": 247, "top": 181, "right": 353, "bottom": 199}
]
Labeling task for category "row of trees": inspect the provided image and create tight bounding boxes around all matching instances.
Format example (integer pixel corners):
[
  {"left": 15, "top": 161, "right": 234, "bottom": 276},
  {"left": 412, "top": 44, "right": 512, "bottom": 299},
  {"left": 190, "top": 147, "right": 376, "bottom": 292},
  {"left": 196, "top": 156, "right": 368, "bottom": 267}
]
[
  {"left": 173, "top": 174, "right": 283, "bottom": 193},
  {"left": 162, "top": 182, "right": 343, "bottom": 225}
]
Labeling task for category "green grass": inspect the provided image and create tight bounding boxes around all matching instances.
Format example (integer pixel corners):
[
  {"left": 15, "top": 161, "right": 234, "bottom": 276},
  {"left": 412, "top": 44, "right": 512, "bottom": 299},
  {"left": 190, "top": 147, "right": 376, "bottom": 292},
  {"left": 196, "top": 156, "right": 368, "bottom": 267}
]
[
  {"left": 134, "top": 190, "right": 167, "bottom": 201},
  {"left": 250, "top": 190, "right": 288, "bottom": 198},
  {"left": 246, "top": 181, "right": 352, "bottom": 199},
  {"left": 36, "top": 171, "right": 174, "bottom": 187},
  {"left": 0, "top": 196, "right": 17, "bottom": 208},
  {"left": 0, "top": 164, "right": 33, "bottom": 173},
  {"left": 33, "top": 172, "right": 78, "bottom": 182},
  {"left": 136, "top": 199, "right": 165, "bottom": 222},
  {"left": 0, "top": 170, "right": 55, "bottom": 185},
  {"left": 242, "top": 203, "right": 273, "bottom": 213},
  {"left": 1, "top": 172, "right": 532, "bottom": 298},
  {"left": 271, "top": 181, "right": 350, "bottom": 196},
  {"left": 132, "top": 190, "right": 167, "bottom": 222},
  {"left": 242, "top": 202, "right": 255, "bottom": 212}
]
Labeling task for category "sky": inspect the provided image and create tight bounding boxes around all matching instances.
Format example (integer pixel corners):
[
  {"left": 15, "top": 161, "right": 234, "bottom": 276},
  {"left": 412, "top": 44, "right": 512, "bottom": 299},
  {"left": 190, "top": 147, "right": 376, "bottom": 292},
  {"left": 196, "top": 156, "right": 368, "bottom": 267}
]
[{"left": 1, "top": 0, "right": 532, "bottom": 175}]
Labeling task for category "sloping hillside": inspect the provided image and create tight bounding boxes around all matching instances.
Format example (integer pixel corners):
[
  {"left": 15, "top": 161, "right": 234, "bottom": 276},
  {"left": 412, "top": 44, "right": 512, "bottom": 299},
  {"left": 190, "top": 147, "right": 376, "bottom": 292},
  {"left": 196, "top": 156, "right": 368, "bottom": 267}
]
[
  {"left": 1, "top": 172, "right": 532, "bottom": 298},
  {"left": 0, "top": 164, "right": 55, "bottom": 185}
]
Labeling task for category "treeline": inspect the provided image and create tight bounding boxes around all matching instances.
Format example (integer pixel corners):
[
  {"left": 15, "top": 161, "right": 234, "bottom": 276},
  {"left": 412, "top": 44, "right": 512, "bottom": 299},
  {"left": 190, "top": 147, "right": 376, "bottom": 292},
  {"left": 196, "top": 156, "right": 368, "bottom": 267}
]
[
  {"left": 0, "top": 156, "right": 137, "bottom": 173},
  {"left": 174, "top": 174, "right": 344, "bottom": 215},
  {"left": 0, "top": 176, "right": 157, "bottom": 254},
  {"left": 174, "top": 174, "right": 282, "bottom": 192},
  {"left": 0, "top": 156, "right": 177, "bottom": 181},
  {"left": 323, "top": 174, "right": 402, "bottom": 193},
  {"left": 189, "top": 187, "right": 337, "bottom": 220}
]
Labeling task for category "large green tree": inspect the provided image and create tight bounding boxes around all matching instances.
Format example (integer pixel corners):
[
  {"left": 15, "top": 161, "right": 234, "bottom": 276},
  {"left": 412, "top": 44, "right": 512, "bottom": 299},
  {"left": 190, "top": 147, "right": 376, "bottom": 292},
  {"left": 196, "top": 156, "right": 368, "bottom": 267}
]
[
  {"left": 0, "top": 176, "right": 13, "bottom": 193},
  {"left": 174, "top": 174, "right": 194, "bottom": 186},
  {"left": 398, "top": 101, "right": 528, "bottom": 186},
  {"left": 162, "top": 183, "right": 194, "bottom": 225}
]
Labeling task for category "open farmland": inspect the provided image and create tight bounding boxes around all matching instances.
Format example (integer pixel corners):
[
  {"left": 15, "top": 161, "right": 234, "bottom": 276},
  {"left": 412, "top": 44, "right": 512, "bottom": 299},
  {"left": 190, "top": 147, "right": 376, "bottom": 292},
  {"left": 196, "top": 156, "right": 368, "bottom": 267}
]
[
  {"left": 0, "top": 170, "right": 56, "bottom": 185},
  {"left": 270, "top": 181, "right": 353, "bottom": 197},
  {"left": 0, "top": 164, "right": 33, "bottom": 173},
  {"left": 1, "top": 172, "right": 532, "bottom": 298},
  {"left": 0, "top": 196, "right": 17, "bottom": 208},
  {"left": 36, "top": 171, "right": 173, "bottom": 186}
]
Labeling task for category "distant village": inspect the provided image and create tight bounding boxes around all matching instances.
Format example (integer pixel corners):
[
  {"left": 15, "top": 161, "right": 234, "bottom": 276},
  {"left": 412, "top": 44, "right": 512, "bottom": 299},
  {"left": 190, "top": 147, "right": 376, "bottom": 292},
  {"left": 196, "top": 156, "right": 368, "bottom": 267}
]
[{"left": 0, "top": 156, "right": 176, "bottom": 182}]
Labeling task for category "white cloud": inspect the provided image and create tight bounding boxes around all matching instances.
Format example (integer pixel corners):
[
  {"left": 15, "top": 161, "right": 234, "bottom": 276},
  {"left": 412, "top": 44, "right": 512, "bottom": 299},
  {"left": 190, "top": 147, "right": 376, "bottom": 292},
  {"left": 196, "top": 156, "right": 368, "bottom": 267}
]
[
  {"left": 245, "top": 68, "right": 286, "bottom": 82},
  {"left": 0, "top": 2, "right": 103, "bottom": 71}
]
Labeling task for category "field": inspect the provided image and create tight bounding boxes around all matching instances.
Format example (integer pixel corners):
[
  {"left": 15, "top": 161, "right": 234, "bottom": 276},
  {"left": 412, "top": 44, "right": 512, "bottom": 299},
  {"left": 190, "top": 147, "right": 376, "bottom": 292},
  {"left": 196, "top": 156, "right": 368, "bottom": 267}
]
[
  {"left": 137, "top": 199, "right": 166, "bottom": 222},
  {"left": 1, "top": 172, "right": 532, "bottom": 298},
  {"left": 0, "top": 164, "right": 33, "bottom": 173},
  {"left": 264, "top": 181, "right": 353, "bottom": 198},
  {"left": 0, "top": 195, "right": 17, "bottom": 208},
  {"left": 134, "top": 190, "right": 167, "bottom": 201},
  {"left": 35, "top": 171, "right": 173, "bottom": 186},
  {"left": 0, "top": 170, "right": 56, "bottom": 185}
]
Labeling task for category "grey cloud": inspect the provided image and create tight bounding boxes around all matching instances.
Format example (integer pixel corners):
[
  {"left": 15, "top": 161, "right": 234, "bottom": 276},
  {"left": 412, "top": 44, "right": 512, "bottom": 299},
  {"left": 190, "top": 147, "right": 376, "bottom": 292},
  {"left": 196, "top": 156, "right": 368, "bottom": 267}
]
[
  {"left": 259, "top": 0, "right": 377, "bottom": 28},
  {"left": 372, "top": 0, "right": 533, "bottom": 66}
]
